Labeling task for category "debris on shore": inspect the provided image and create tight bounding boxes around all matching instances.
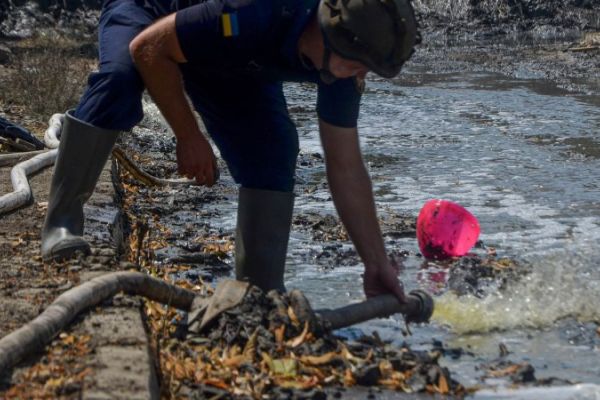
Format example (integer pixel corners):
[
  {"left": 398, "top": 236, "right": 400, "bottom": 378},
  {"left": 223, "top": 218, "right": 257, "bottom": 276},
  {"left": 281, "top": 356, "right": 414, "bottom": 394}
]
[{"left": 146, "top": 283, "right": 468, "bottom": 398}]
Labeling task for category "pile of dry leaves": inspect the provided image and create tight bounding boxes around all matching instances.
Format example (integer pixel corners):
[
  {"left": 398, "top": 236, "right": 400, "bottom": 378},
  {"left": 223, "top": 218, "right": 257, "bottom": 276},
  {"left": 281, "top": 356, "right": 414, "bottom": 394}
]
[{"left": 147, "top": 284, "right": 468, "bottom": 399}]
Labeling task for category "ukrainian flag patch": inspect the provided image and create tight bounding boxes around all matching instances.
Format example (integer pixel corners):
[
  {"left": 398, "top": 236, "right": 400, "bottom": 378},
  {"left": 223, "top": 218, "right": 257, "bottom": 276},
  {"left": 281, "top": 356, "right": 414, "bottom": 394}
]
[{"left": 222, "top": 13, "right": 239, "bottom": 37}]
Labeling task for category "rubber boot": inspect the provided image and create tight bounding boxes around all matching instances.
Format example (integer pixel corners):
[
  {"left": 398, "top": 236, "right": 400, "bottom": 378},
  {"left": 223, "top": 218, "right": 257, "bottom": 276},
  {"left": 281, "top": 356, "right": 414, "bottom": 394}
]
[
  {"left": 235, "top": 188, "right": 295, "bottom": 292},
  {"left": 41, "top": 111, "right": 119, "bottom": 261}
]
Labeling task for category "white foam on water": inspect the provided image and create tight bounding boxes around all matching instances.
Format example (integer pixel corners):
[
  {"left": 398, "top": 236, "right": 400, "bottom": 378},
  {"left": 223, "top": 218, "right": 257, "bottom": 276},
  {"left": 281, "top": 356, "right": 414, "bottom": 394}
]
[
  {"left": 473, "top": 384, "right": 600, "bottom": 400},
  {"left": 432, "top": 246, "right": 600, "bottom": 333}
]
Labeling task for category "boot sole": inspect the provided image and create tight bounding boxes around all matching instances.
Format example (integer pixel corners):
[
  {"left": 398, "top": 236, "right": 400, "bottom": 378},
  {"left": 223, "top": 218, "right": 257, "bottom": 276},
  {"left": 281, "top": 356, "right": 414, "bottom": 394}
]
[{"left": 43, "top": 242, "right": 91, "bottom": 262}]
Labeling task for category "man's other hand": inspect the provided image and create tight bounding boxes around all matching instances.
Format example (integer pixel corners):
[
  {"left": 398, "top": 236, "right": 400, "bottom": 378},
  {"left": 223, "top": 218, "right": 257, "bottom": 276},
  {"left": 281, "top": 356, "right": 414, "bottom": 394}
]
[
  {"left": 176, "top": 134, "right": 218, "bottom": 186},
  {"left": 363, "top": 258, "right": 406, "bottom": 303}
]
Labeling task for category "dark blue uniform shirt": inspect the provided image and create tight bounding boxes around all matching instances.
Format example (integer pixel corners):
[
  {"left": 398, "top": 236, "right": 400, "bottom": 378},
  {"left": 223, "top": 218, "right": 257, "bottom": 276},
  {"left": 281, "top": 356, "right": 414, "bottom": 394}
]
[{"left": 167, "top": 0, "right": 362, "bottom": 128}]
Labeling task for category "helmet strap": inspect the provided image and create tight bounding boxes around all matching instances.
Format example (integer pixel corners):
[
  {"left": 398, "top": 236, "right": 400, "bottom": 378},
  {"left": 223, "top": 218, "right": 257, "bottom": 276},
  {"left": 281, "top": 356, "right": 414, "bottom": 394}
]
[{"left": 319, "top": 45, "right": 337, "bottom": 84}]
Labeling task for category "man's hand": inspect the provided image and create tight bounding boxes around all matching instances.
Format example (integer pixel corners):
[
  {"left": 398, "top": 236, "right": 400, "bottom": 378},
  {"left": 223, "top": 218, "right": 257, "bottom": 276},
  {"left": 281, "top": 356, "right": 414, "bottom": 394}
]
[
  {"left": 363, "top": 258, "right": 406, "bottom": 303},
  {"left": 176, "top": 134, "right": 218, "bottom": 186},
  {"left": 130, "top": 14, "right": 219, "bottom": 186}
]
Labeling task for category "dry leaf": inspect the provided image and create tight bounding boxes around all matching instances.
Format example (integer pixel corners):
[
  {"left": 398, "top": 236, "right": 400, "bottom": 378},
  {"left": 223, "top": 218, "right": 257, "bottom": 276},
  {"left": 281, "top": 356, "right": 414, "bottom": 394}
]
[
  {"left": 203, "top": 378, "right": 230, "bottom": 390},
  {"left": 273, "top": 375, "right": 319, "bottom": 389},
  {"left": 164, "top": 359, "right": 173, "bottom": 372},
  {"left": 287, "top": 321, "right": 309, "bottom": 348},
  {"left": 487, "top": 364, "right": 521, "bottom": 377},
  {"left": 260, "top": 351, "right": 273, "bottom": 372},
  {"left": 340, "top": 344, "right": 363, "bottom": 364},
  {"left": 379, "top": 378, "right": 399, "bottom": 389},
  {"left": 211, "top": 347, "right": 221, "bottom": 360},
  {"left": 174, "top": 362, "right": 187, "bottom": 380},
  {"left": 365, "top": 349, "right": 374, "bottom": 362},
  {"left": 228, "top": 345, "right": 241, "bottom": 359},
  {"left": 269, "top": 358, "right": 297, "bottom": 377},
  {"left": 194, "top": 370, "right": 205, "bottom": 383},
  {"left": 379, "top": 377, "right": 412, "bottom": 392},
  {"left": 43, "top": 377, "right": 64, "bottom": 390},
  {"left": 299, "top": 352, "right": 340, "bottom": 366},
  {"left": 274, "top": 325, "right": 286, "bottom": 344},
  {"left": 298, "top": 364, "right": 326, "bottom": 380},
  {"left": 60, "top": 333, "right": 75, "bottom": 345},
  {"left": 287, "top": 306, "right": 300, "bottom": 326},
  {"left": 223, "top": 354, "right": 249, "bottom": 368},
  {"left": 184, "top": 359, "right": 196, "bottom": 376},
  {"left": 379, "top": 359, "right": 393, "bottom": 377},
  {"left": 243, "top": 329, "right": 258, "bottom": 359},
  {"left": 343, "top": 368, "right": 355, "bottom": 386},
  {"left": 438, "top": 374, "right": 449, "bottom": 394}
]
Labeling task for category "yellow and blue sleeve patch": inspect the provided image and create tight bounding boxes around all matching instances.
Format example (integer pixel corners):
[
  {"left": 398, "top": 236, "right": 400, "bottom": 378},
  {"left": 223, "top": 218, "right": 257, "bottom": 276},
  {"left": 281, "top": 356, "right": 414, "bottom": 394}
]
[{"left": 221, "top": 13, "right": 239, "bottom": 37}]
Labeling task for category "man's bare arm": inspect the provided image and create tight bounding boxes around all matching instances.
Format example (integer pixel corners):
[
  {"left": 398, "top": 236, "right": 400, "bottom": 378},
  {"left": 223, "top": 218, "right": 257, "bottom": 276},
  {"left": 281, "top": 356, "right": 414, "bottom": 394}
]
[
  {"left": 319, "top": 119, "right": 405, "bottom": 301},
  {"left": 129, "top": 14, "right": 217, "bottom": 185}
]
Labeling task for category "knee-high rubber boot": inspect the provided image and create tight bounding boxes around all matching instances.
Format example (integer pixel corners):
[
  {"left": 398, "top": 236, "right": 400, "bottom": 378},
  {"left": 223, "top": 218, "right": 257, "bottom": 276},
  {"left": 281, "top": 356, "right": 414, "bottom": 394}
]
[
  {"left": 235, "top": 188, "right": 295, "bottom": 292},
  {"left": 41, "top": 111, "right": 119, "bottom": 261}
]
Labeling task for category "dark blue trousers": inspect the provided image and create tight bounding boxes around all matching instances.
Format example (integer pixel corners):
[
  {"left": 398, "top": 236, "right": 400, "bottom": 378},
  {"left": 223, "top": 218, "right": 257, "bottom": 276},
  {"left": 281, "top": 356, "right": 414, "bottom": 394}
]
[{"left": 75, "top": 0, "right": 299, "bottom": 191}]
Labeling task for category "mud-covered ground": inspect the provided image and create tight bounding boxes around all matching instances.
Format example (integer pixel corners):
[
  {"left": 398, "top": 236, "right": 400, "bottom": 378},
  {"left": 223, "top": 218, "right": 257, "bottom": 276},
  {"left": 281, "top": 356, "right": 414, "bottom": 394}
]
[
  {"left": 0, "top": 0, "right": 599, "bottom": 397},
  {"left": 0, "top": 158, "right": 132, "bottom": 397},
  {"left": 116, "top": 122, "right": 545, "bottom": 398},
  {"left": 412, "top": 0, "right": 599, "bottom": 91},
  {"left": 410, "top": 34, "right": 600, "bottom": 96},
  {"left": 1, "top": 0, "right": 598, "bottom": 93}
]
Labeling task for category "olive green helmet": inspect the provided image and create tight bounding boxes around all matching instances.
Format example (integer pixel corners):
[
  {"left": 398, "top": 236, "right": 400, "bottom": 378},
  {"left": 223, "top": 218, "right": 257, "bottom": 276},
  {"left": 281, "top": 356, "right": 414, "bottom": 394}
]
[{"left": 318, "top": 0, "right": 420, "bottom": 78}]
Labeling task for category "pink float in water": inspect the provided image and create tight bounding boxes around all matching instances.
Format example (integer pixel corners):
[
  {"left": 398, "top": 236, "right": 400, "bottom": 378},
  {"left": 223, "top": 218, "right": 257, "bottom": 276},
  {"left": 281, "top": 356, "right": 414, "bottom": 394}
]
[{"left": 417, "top": 199, "right": 480, "bottom": 260}]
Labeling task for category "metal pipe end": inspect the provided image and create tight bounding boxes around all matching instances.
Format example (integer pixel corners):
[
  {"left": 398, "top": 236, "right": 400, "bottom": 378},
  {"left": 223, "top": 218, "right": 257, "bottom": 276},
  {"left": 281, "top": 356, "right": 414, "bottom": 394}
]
[{"left": 407, "top": 289, "right": 434, "bottom": 323}]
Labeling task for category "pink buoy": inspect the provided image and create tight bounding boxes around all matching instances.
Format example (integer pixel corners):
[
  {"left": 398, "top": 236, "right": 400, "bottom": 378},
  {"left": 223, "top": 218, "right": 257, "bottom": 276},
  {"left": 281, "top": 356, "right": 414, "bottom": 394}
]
[{"left": 417, "top": 199, "right": 480, "bottom": 260}]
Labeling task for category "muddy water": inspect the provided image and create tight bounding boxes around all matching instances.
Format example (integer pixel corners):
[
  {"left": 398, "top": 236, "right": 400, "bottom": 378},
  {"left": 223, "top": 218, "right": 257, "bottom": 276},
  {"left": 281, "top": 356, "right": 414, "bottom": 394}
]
[
  {"left": 140, "top": 69, "right": 600, "bottom": 395},
  {"left": 282, "top": 71, "right": 600, "bottom": 392}
]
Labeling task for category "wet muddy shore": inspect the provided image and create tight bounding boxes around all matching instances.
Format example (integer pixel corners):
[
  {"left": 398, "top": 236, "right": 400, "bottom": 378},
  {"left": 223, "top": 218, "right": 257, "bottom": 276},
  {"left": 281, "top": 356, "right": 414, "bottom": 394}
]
[
  {"left": 410, "top": 33, "right": 600, "bottom": 96},
  {"left": 1, "top": 0, "right": 599, "bottom": 398},
  {"left": 412, "top": 0, "right": 600, "bottom": 94},
  {"left": 115, "top": 122, "right": 539, "bottom": 398},
  {"left": 1, "top": 0, "right": 598, "bottom": 94}
]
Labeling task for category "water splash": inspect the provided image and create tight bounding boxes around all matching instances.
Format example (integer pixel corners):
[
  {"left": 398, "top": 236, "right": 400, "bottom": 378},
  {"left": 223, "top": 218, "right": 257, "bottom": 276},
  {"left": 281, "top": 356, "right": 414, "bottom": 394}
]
[{"left": 432, "top": 248, "right": 600, "bottom": 333}]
